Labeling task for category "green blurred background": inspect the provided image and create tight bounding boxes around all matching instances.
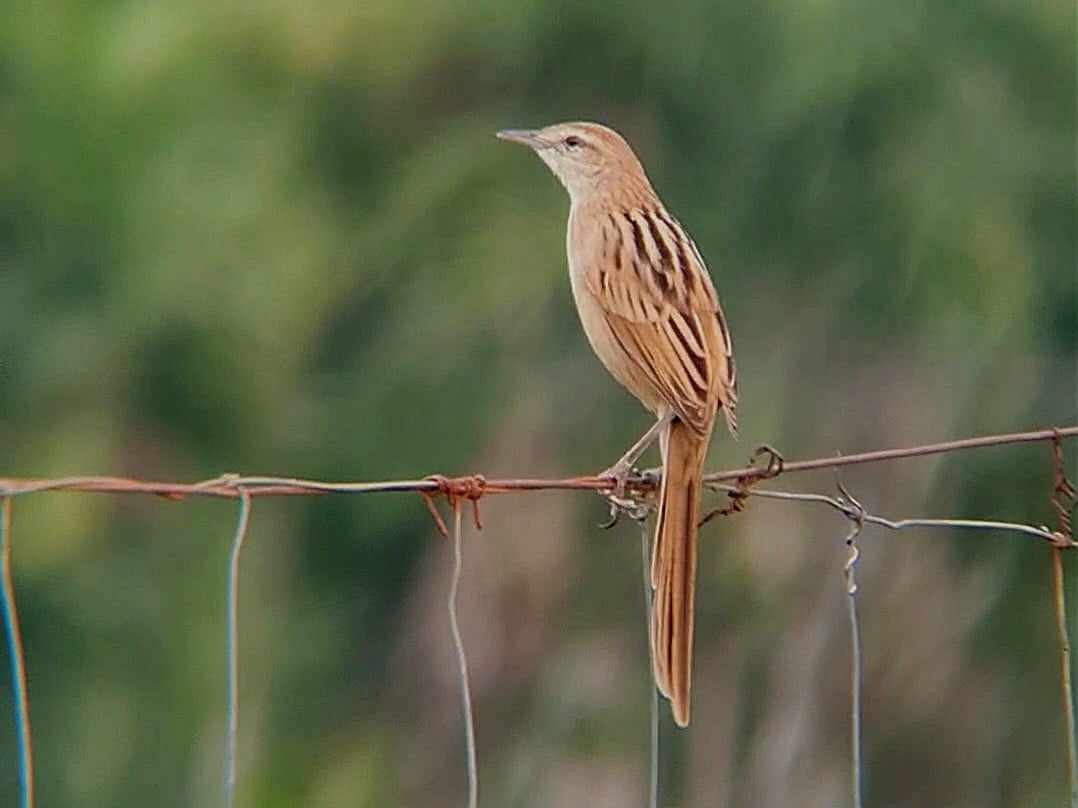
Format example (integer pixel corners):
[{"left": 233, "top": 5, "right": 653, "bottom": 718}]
[{"left": 1, "top": 1, "right": 1075, "bottom": 805}]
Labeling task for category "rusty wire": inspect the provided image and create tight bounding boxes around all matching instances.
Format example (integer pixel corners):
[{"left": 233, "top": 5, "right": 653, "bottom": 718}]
[
  {"left": 1, "top": 423, "right": 1077, "bottom": 808},
  {"left": 1048, "top": 432, "right": 1078, "bottom": 806},
  {"left": 1052, "top": 429, "right": 1077, "bottom": 544},
  {"left": 0, "top": 426, "right": 1072, "bottom": 504}
]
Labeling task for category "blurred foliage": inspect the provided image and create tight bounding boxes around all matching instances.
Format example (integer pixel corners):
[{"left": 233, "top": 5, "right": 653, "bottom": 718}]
[{"left": 0, "top": 0, "right": 1075, "bottom": 806}]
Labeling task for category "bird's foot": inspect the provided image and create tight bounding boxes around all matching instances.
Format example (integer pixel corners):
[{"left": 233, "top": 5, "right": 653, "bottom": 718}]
[{"left": 598, "top": 461, "right": 651, "bottom": 529}]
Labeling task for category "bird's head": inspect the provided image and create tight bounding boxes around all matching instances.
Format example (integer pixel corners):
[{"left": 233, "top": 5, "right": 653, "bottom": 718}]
[{"left": 497, "top": 122, "right": 652, "bottom": 203}]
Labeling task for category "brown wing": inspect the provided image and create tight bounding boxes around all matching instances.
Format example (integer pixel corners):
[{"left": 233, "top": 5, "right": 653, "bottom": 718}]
[{"left": 586, "top": 206, "right": 737, "bottom": 437}]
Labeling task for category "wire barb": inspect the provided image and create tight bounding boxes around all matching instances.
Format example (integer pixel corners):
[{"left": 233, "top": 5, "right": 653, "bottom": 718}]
[
  {"left": 699, "top": 444, "right": 784, "bottom": 526},
  {"left": 1050, "top": 431, "right": 1077, "bottom": 548},
  {"left": 420, "top": 475, "right": 487, "bottom": 538}
]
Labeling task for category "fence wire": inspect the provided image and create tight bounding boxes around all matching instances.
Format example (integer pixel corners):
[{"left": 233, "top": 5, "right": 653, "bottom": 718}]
[{"left": 1, "top": 425, "right": 1076, "bottom": 808}]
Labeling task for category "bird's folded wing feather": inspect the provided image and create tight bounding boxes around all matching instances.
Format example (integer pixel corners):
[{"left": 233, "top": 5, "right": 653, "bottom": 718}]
[{"left": 586, "top": 206, "right": 737, "bottom": 436}]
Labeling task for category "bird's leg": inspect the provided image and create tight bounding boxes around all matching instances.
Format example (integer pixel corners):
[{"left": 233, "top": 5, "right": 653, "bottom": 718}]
[
  {"left": 598, "top": 413, "right": 674, "bottom": 526},
  {"left": 603, "top": 412, "right": 675, "bottom": 485}
]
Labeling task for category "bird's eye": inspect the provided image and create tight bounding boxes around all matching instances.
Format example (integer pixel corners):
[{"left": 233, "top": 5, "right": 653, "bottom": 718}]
[{"left": 564, "top": 136, "right": 583, "bottom": 148}]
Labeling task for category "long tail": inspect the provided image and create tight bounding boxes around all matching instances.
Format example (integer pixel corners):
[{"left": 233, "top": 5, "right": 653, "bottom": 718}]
[{"left": 650, "top": 419, "right": 708, "bottom": 728}]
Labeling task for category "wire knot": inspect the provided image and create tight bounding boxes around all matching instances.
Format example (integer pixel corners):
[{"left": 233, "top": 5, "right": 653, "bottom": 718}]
[
  {"left": 835, "top": 483, "right": 865, "bottom": 595},
  {"left": 835, "top": 482, "right": 866, "bottom": 528},
  {"left": 420, "top": 475, "right": 487, "bottom": 538},
  {"left": 752, "top": 444, "right": 785, "bottom": 480}
]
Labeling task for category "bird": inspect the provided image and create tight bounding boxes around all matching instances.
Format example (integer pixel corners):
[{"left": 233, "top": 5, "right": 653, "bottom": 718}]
[{"left": 497, "top": 122, "right": 737, "bottom": 727}]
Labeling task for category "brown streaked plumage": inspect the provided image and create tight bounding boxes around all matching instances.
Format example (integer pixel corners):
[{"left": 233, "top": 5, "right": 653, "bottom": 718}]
[{"left": 498, "top": 122, "right": 737, "bottom": 726}]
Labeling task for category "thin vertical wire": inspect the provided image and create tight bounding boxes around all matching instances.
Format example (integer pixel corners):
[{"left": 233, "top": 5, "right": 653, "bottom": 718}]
[
  {"left": 639, "top": 521, "right": 659, "bottom": 808},
  {"left": 847, "top": 587, "right": 863, "bottom": 808},
  {"left": 1, "top": 496, "right": 33, "bottom": 808},
  {"left": 448, "top": 503, "right": 478, "bottom": 808},
  {"left": 1051, "top": 547, "right": 1078, "bottom": 807},
  {"left": 844, "top": 523, "right": 863, "bottom": 808},
  {"left": 1069, "top": 439, "right": 1078, "bottom": 808},
  {"left": 225, "top": 490, "right": 251, "bottom": 808}
]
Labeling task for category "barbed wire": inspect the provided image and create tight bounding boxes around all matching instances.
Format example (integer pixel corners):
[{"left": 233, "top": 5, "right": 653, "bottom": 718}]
[
  {"left": 1, "top": 425, "right": 1074, "bottom": 501},
  {"left": 1, "top": 423, "right": 1076, "bottom": 808}
]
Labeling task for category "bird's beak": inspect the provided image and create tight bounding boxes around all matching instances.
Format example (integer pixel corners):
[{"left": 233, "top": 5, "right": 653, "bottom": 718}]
[{"left": 496, "top": 129, "right": 544, "bottom": 149}]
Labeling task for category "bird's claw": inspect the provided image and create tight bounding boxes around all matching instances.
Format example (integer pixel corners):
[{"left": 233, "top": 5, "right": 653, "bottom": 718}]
[
  {"left": 597, "top": 462, "right": 652, "bottom": 528},
  {"left": 598, "top": 489, "right": 651, "bottom": 529},
  {"left": 599, "top": 502, "right": 620, "bottom": 530}
]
